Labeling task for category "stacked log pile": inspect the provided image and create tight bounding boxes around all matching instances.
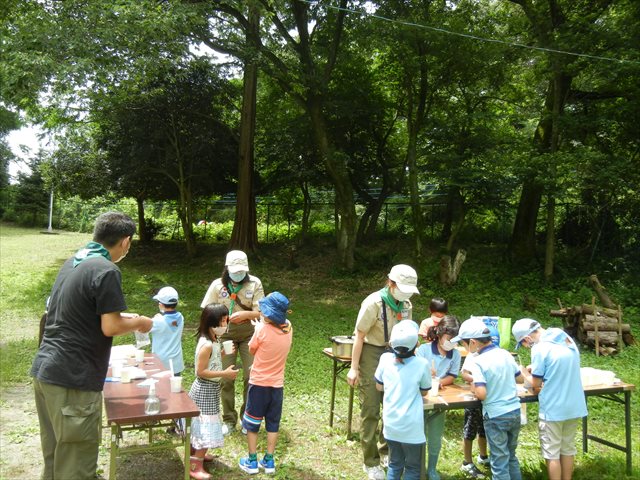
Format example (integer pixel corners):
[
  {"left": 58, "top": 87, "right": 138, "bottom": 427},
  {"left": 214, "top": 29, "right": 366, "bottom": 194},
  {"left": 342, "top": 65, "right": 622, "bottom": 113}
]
[{"left": 550, "top": 275, "right": 635, "bottom": 356}]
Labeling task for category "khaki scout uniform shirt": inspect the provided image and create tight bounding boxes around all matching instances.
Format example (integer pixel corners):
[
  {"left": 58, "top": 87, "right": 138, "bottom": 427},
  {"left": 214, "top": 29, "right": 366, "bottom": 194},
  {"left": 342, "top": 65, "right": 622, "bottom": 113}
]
[
  {"left": 200, "top": 275, "right": 265, "bottom": 339},
  {"left": 354, "top": 291, "right": 413, "bottom": 347},
  {"left": 200, "top": 274, "right": 264, "bottom": 312}
]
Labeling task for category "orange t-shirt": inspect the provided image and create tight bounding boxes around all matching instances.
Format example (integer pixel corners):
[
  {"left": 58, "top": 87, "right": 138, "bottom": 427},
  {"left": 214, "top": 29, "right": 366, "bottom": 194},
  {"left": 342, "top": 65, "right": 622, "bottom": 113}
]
[{"left": 248, "top": 321, "right": 293, "bottom": 388}]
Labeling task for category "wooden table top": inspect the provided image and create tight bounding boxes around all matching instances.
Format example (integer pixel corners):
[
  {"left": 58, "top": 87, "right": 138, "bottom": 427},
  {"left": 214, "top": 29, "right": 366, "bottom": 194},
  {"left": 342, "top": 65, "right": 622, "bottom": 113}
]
[
  {"left": 424, "top": 382, "right": 635, "bottom": 411},
  {"left": 104, "top": 354, "right": 200, "bottom": 425}
]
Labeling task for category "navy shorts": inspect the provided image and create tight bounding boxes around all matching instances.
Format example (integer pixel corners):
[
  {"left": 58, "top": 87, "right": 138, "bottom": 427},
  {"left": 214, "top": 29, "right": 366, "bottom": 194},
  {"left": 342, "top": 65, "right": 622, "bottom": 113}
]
[
  {"left": 463, "top": 407, "right": 486, "bottom": 440},
  {"left": 242, "top": 384, "right": 284, "bottom": 433}
]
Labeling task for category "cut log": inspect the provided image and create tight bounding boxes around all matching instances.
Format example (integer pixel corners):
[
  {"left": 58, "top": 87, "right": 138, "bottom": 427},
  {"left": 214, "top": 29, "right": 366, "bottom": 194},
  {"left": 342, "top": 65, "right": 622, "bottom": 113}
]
[
  {"left": 583, "top": 331, "right": 619, "bottom": 346},
  {"left": 583, "top": 314, "right": 620, "bottom": 324},
  {"left": 588, "top": 275, "right": 617, "bottom": 309},
  {"left": 582, "top": 322, "right": 631, "bottom": 333},
  {"left": 550, "top": 309, "right": 569, "bottom": 317},
  {"left": 578, "top": 304, "right": 619, "bottom": 317}
]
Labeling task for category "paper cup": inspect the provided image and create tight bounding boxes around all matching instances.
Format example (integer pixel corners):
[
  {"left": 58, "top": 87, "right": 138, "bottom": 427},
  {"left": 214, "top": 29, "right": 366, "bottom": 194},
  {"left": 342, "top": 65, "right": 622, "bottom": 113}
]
[
  {"left": 222, "top": 340, "right": 234, "bottom": 355},
  {"left": 111, "top": 361, "right": 123, "bottom": 378},
  {"left": 120, "top": 367, "right": 132, "bottom": 383},
  {"left": 170, "top": 376, "right": 182, "bottom": 393},
  {"left": 135, "top": 349, "right": 145, "bottom": 362},
  {"left": 428, "top": 378, "right": 440, "bottom": 398}
]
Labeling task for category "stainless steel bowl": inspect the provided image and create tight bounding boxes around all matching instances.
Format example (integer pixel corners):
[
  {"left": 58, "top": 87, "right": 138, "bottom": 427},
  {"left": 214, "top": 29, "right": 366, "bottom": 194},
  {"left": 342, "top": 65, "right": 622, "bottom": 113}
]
[{"left": 330, "top": 335, "right": 354, "bottom": 358}]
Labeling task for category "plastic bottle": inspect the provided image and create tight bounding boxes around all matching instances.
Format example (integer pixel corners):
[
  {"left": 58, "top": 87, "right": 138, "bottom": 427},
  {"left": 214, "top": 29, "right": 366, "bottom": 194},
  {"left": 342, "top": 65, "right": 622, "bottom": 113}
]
[{"left": 144, "top": 382, "right": 160, "bottom": 415}]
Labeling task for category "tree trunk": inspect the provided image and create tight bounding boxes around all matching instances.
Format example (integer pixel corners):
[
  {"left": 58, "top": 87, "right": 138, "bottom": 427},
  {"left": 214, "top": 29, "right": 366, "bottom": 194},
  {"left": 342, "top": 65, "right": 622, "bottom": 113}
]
[
  {"left": 308, "top": 97, "right": 357, "bottom": 269},
  {"left": 543, "top": 194, "right": 555, "bottom": 280},
  {"left": 230, "top": 5, "right": 259, "bottom": 252},
  {"left": 442, "top": 185, "right": 465, "bottom": 253},
  {"left": 300, "top": 181, "right": 311, "bottom": 244},
  {"left": 135, "top": 195, "right": 149, "bottom": 243},
  {"left": 510, "top": 178, "right": 543, "bottom": 260}
]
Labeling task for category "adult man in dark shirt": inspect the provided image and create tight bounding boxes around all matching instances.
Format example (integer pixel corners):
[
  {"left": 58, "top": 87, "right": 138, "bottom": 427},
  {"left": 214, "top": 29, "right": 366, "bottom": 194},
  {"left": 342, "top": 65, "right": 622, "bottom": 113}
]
[{"left": 31, "top": 211, "right": 153, "bottom": 480}]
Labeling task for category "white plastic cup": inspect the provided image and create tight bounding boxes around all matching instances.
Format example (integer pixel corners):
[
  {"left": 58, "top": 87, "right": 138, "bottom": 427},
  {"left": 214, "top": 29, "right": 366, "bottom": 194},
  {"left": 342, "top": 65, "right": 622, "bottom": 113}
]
[
  {"left": 135, "top": 349, "right": 145, "bottom": 362},
  {"left": 111, "top": 361, "right": 123, "bottom": 378},
  {"left": 120, "top": 367, "right": 132, "bottom": 383},
  {"left": 429, "top": 377, "right": 440, "bottom": 398},
  {"left": 222, "top": 340, "right": 234, "bottom": 355},
  {"left": 170, "top": 376, "right": 182, "bottom": 393}
]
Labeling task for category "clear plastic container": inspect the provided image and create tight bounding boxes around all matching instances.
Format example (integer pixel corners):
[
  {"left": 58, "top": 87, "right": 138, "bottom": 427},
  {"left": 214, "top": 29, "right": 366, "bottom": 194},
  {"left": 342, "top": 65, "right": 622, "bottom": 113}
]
[
  {"left": 135, "top": 331, "right": 150, "bottom": 349},
  {"left": 144, "top": 383, "right": 160, "bottom": 415}
]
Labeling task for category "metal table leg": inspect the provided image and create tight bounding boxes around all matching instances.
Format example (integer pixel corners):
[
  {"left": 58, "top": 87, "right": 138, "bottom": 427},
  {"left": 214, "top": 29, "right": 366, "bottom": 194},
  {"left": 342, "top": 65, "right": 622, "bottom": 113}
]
[
  {"left": 347, "top": 384, "right": 354, "bottom": 439},
  {"left": 624, "top": 391, "right": 631, "bottom": 475},
  {"left": 184, "top": 418, "right": 191, "bottom": 480},
  {"left": 109, "top": 425, "right": 118, "bottom": 480},
  {"left": 329, "top": 358, "right": 338, "bottom": 427}
]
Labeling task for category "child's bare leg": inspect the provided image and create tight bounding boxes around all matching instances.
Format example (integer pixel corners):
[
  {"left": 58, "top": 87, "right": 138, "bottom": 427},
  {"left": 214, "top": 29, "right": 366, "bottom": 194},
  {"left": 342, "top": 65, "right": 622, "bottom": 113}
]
[
  {"left": 247, "top": 431, "right": 258, "bottom": 454},
  {"left": 193, "top": 448, "right": 208, "bottom": 459},
  {"left": 463, "top": 439, "right": 473, "bottom": 463},
  {"left": 478, "top": 436, "right": 488, "bottom": 457},
  {"left": 266, "top": 431, "right": 279, "bottom": 455}
]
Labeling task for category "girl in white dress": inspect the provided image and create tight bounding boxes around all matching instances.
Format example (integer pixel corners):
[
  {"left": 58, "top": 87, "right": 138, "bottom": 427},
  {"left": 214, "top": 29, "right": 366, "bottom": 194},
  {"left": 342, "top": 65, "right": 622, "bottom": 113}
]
[{"left": 188, "top": 304, "right": 239, "bottom": 480}]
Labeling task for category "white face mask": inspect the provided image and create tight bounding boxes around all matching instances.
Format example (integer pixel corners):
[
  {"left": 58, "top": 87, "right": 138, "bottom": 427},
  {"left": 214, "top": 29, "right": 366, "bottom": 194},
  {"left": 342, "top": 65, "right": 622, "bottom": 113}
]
[
  {"left": 213, "top": 326, "right": 227, "bottom": 337},
  {"left": 441, "top": 339, "right": 456, "bottom": 351},
  {"left": 229, "top": 271, "right": 247, "bottom": 283},
  {"left": 391, "top": 289, "right": 412, "bottom": 302}
]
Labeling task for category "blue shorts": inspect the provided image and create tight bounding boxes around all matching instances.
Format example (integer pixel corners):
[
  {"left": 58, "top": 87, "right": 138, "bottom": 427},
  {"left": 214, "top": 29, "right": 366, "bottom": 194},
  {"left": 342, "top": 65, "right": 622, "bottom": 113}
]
[{"left": 242, "top": 384, "right": 284, "bottom": 433}]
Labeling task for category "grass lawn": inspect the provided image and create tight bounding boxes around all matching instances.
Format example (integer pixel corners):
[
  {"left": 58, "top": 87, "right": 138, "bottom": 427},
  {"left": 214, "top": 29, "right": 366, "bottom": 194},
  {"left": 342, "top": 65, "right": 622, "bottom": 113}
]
[{"left": 1, "top": 223, "right": 638, "bottom": 479}]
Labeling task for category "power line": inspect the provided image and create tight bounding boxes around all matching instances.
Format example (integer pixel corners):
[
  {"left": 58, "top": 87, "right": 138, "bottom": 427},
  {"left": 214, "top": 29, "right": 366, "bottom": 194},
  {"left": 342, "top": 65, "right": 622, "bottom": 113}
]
[{"left": 297, "top": 0, "right": 640, "bottom": 65}]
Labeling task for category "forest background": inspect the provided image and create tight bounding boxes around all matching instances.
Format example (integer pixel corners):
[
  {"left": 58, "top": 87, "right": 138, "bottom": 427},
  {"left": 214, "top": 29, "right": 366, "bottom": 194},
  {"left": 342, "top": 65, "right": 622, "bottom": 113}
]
[{"left": 0, "top": 1, "right": 639, "bottom": 478}]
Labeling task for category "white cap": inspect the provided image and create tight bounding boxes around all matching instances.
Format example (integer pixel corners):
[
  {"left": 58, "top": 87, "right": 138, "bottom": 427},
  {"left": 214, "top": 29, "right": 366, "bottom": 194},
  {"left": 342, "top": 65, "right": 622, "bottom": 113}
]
[
  {"left": 512, "top": 318, "right": 541, "bottom": 349},
  {"left": 153, "top": 286, "right": 179, "bottom": 305},
  {"left": 225, "top": 250, "right": 249, "bottom": 274},
  {"left": 388, "top": 264, "right": 419, "bottom": 294},
  {"left": 390, "top": 321, "right": 419, "bottom": 351},
  {"left": 450, "top": 318, "right": 491, "bottom": 343}
]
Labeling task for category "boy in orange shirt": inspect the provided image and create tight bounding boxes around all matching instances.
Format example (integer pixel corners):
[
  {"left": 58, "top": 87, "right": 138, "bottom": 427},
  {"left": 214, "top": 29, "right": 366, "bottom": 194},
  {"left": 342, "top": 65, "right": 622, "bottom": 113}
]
[{"left": 239, "top": 292, "right": 293, "bottom": 475}]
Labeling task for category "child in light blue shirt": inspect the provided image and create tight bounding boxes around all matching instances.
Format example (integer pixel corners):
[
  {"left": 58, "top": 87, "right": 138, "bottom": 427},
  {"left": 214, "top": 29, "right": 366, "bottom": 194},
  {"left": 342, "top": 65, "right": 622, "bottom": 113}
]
[
  {"left": 149, "top": 286, "right": 185, "bottom": 375},
  {"left": 375, "top": 321, "right": 431, "bottom": 480},
  {"left": 453, "top": 318, "right": 522, "bottom": 480},
  {"left": 512, "top": 318, "right": 587, "bottom": 480},
  {"left": 415, "top": 315, "right": 461, "bottom": 480}
]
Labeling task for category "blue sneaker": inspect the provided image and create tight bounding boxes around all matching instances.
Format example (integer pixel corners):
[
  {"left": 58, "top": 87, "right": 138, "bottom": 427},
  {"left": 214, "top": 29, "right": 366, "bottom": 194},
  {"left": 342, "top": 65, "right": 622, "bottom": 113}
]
[
  {"left": 239, "top": 456, "right": 259, "bottom": 474},
  {"left": 259, "top": 455, "right": 276, "bottom": 474}
]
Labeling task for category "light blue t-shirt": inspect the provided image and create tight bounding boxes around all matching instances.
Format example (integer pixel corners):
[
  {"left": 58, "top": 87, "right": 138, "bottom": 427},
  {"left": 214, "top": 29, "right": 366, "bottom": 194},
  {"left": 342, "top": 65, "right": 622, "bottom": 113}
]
[
  {"left": 150, "top": 311, "right": 185, "bottom": 374},
  {"left": 416, "top": 341, "right": 461, "bottom": 379},
  {"left": 471, "top": 344, "right": 521, "bottom": 419},
  {"left": 531, "top": 328, "right": 587, "bottom": 421},
  {"left": 375, "top": 353, "right": 431, "bottom": 444}
]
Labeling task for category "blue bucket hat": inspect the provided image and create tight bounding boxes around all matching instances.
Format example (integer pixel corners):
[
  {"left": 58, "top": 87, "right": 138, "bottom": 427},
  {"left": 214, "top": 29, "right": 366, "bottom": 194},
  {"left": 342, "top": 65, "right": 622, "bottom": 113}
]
[{"left": 259, "top": 291, "right": 290, "bottom": 325}]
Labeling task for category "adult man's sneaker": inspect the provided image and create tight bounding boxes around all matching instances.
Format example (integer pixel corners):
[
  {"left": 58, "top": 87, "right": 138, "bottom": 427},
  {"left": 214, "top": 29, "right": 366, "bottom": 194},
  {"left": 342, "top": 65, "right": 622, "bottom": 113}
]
[
  {"left": 238, "top": 457, "right": 259, "bottom": 475},
  {"left": 476, "top": 455, "right": 490, "bottom": 466},
  {"left": 259, "top": 455, "right": 276, "bottom": 474},
  {"left": 222, "top": 423, "right": 236, "bottom": 436},
  {"left": 363, "top": 464, "right": 385, "bottom": 480},
  {"left": 461, "top": 462, "right": 485, "bottom": 479}
]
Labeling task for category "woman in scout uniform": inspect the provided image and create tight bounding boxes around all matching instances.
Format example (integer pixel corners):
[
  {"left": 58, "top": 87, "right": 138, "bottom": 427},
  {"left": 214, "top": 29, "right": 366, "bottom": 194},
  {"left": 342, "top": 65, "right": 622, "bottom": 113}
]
[
  {"left": 347, "top": 264, "right": 420, "bottom": 480},
  {"left": 201, "top": 250, "right": 264, "bottom": 433}
]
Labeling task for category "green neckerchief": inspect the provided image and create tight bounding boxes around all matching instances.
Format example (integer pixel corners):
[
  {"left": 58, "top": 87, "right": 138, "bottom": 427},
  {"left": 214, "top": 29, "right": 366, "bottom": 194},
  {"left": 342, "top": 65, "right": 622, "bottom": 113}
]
[
  {"left": 379, "top": 286, "right": 403, "bottom": 318},
  {"left": 226, "top": 282, "right": 243, "bottom": 315},
  {"left": 73, "top": 241, "right": 111, "bottom": 267}
]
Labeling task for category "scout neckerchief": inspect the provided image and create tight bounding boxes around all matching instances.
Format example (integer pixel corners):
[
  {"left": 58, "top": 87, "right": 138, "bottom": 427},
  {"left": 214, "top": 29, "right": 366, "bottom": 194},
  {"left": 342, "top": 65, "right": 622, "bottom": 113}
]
[
  {"left": 73, "top": 241, "right": 111, "bottom": 267},
  {"left": 226, "top": 282, "right": 243, "bottom": 315},
  {"left": 379, "top": 287, "right": 403, "bottom": 320},
  {"left": 379, "top": 286, "right": 403, "bottom": 346}
]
